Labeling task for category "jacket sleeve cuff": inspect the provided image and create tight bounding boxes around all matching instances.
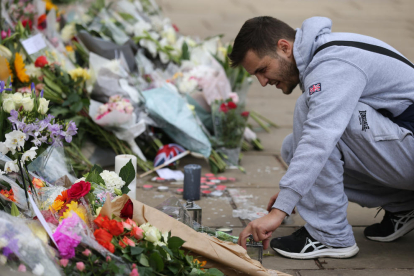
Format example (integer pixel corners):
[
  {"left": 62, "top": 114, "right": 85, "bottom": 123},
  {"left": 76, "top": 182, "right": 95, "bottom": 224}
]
[{"left": 272, "top": 188, "right": 302, "bottom": 215}]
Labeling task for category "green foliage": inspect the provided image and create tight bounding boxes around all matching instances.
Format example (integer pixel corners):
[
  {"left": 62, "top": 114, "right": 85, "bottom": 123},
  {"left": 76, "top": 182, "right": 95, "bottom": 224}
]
[
  {"left": 85, "top": 164, "right": 105, "bottom": 185},
  {"left": 10, "top": 202, "right": 20, "bottom": 217}
]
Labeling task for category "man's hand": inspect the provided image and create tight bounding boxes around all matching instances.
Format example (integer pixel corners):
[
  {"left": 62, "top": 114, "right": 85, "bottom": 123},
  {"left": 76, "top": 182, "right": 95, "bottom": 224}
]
[
  {"left": 238, "top": 208, "right": 286, "bottom": 250},
  {"left": 267, "top": 192, "right": 279, "bottom": 212}
]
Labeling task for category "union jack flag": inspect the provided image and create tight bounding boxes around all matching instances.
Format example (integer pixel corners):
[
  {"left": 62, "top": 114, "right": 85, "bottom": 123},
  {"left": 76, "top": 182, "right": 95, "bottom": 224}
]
[
  {"left": 154, "top": 143, "right": 186, "bottom": 167},
  {"left": 309, "top": 83, "right": 321, "bottom": 95}
]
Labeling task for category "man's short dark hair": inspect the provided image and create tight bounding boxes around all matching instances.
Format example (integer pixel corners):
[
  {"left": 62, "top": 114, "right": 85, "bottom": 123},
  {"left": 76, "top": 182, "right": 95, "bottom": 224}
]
[{"left": 228, "top": 16, "right": 296, "bottom": 68}]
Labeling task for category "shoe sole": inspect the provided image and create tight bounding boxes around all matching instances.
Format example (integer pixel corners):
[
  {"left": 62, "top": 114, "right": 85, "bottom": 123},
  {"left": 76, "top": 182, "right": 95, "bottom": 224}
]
[
  {"left": 366, "top": 218, "right": 414, "bottom": 242},
  {"left": 272, "top": 244, "right": 359, "bottom": 260}
]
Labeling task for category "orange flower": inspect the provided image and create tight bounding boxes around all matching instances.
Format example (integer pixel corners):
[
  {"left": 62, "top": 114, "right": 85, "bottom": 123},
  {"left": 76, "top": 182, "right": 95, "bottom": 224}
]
[
  {"left": 50, "top": 200, "right": 64, "bottom": 212},
  {"left": 56, "top": 190, "right": 68, "bottom": 203},
  {"left": 94, "top": 229, "right": 115, "bottom": 253},
  {"left": 14, "top": 53, "right": 30, "bottom": 83},
  {"left": 119, "top": 236, "right": 135, "bottom": 248},
  {"left": 32, "top": 178, "right": 45, "bottom": 189},
  {"left": 94, "top": 215, "right": 110, "bottom": 228},
  {"left": 0, "top": 189, "right": 16, "bottom": 202},
  {"left": 193, "top": 259, "right": 207, "bottom": 267}
]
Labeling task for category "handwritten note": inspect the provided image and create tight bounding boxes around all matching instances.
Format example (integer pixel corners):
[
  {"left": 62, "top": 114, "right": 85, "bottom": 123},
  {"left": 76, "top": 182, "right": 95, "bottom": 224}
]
[{"left": 21, "top": 34, "right": 47, "bottom": 55}]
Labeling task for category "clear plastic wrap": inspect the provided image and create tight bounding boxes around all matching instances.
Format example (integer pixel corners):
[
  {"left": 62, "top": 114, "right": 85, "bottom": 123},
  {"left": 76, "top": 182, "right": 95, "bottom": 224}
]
[
  {"left": 155, "top": 197, "right": 192, "bottom": 227},
  {"left": 0, "top": 211, "right": 62, "bottom": 275}
]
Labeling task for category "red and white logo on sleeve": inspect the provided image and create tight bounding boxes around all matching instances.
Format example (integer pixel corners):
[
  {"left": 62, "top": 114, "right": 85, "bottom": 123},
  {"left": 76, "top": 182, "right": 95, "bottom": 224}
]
[{"left": 309, "top": 83, "right": 321, "bottom": 95}]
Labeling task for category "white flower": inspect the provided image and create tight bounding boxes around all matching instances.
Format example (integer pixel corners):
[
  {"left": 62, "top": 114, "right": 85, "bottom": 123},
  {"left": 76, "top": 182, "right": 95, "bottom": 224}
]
[
  {"left": 11, "top": 93, "right": 23, "bottom": 107},
  {"left": 25, "top": 63, "right": 42, "bottom": 78},
  {"left": 0, "top": 238, "right": 7, "bottom": 249},
  {"left": 161, "top": 27, "right": 176, "bottom": 45},
  {"left": 4, "top": 160, "right": 19, "bottom": 173},
  {"left": 0, "top": 255, "right": 6, "bottom": 265},
  {"left": 0, "top": 142, "right": 9, "bottom": 155},
  {"left": 132, "top": 20, "right": 152, "bottom": 37},
  {"left": 99, "top": 170, "right": 125, "bottom": 193},
  {"left": 38, "top": 98, "right": 50, "bottom": 115},
  {"left": 5, "top": 130, "right": 26, "bottom": 152},
  {"left": 61, "top": 23, "right": 76, "bottom": 43},
  {"left": 2, "top": 98, "right": 16, "bottom": 113},
  {"left": 140, "top": 39, "right": 158, "bottom": 58},
  {"left": 75, "top": 177, "right": 86, "bottom": 184},
  {"left": 202, "top": 36, "right": 220, "bottom": 56},
  {"left": 144, "top": 226, "right": 161, "bottom": 243},
  {"left": 21, "top": 147, "right": 38, "bottom": 163},
  {"left": 140, "top": 222, "right": 151, "bottom": 232},
  {"left": 162, "top": 232, "right": 169, "bottom": 244},
  {"left": 21, "top": 97, "right": 34, "bottom": 112},
  {"left": 178, "top": 74, "right": 198, "bottom": 93},
  {"left": 32, "top": 264, "right": 45, "bottom": 275}
]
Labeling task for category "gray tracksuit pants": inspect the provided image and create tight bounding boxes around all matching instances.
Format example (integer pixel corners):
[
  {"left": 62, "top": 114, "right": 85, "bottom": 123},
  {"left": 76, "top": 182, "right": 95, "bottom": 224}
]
[{"left": 281, "top": 93, "right": 414, "bottom": 247}]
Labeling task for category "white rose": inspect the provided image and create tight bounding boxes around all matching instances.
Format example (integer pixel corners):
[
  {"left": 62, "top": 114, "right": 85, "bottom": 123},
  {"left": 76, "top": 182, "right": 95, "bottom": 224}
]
[
  {"left": 2, "top": 98, "right": 16, "bottom": 113},
  {"left": 2, "top": 93, "right": 11, "bottom": 100},
  {"left": 22, "top": 147, "right": 38, "bottom": 163},
  {"left": 162, "top": 232, "right": 169, "bottom": 244},
  {"left": 38, "top": 98, "right": 50, "bottom": 115},
  {"left": 144, "top": 227, "right": 161, "bottom": 243},
  {"left": 4, "top": 160, "right": 19, "bottom": 173},
  {"left": 11, "top": 93, "right": 23, "bottom": 107},
  {"left": 140, "top": 222, "right": 151, "bottom": 232},
  {"left": 21, "top": 97, "right": 34, "bottom": 112}
]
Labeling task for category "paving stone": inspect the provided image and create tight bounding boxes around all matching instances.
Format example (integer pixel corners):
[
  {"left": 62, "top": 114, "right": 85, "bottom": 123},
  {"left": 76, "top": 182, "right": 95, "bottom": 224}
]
[
  {"left": 320, "top": 227, "right": 414, "bottom": 269},
  {"left": 289, "top": 269, "right": 414, "bottom": 276}
]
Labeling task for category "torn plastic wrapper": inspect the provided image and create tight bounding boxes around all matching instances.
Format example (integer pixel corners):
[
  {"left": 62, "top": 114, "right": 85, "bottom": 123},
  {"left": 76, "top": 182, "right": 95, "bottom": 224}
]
[{"left": 142, "top": 85, "right": 212, "bottom": 157}]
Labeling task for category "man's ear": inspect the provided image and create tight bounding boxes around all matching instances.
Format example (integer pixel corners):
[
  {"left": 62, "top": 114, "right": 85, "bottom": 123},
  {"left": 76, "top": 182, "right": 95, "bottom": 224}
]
[{"left": 277, "top": 39, "right": 293, "bottom": 58}]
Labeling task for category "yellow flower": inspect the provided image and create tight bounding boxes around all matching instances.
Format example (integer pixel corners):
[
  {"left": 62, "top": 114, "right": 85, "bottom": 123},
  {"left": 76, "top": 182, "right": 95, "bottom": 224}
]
[
  {"left": 43, "top": 0, "right": 58, "bottom": 12},
  {"left": 14, "top": 53, "right": 30, "bottom": 83},
  {"left": 60, "top": 201, "right": 87, "bottom": 223},
  {"left": 65, "top": 45, "right": 74, "bottom": 52},
  {"left": 50, "top": 200, "right": 64, "bottom": 212},
  {"left": 69, "top": 68, "right": 91, "bottom": 81}
]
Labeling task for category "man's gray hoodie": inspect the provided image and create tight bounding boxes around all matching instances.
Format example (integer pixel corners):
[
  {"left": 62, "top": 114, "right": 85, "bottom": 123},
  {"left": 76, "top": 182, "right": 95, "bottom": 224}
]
[{"left": 273, "top": 17, "right": 414, "bottom": 215}]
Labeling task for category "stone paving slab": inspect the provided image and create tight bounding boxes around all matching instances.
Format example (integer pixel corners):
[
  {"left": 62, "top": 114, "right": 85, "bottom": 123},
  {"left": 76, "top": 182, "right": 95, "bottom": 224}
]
[{"left": 283, "top": 269, "right": 414, "bottom": 276}]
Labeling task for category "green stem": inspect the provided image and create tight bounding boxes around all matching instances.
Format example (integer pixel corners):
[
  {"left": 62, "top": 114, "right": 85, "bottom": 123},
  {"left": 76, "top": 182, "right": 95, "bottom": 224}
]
[
  {"left": 250, "top": 113, "right": 270, "bottom": 133},
  {"left": 251, "top": 111, "right": 279, "bottom": 128}
]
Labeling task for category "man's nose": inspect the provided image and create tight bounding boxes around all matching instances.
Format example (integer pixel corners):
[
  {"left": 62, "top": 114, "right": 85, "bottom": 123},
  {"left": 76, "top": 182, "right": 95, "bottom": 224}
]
[{"left": 257, "top": 75, "right": 268, "bottom": 87}]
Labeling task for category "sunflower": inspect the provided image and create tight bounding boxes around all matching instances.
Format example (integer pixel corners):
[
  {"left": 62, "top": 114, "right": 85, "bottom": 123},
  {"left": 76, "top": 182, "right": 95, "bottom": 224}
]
[
  {"left": 60, "top": 200, "right": 87, "bottom": 223},
  {"left": 14, "top": 53, "right": 30, "bottom": 83}
]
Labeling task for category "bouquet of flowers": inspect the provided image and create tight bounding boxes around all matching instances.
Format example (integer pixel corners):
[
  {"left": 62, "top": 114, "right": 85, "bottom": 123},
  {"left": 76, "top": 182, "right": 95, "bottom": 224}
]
[
  {"left": 212, "top": 98, "right": 249, "bottom": 166},
  {"left": 95, "top": 95, "right": 134, "bottom": 126}
]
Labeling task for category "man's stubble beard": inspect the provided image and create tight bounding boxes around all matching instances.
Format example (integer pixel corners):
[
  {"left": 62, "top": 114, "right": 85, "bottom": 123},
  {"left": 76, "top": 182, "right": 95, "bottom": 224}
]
[{"left": 276, "top": 55, "right": 300, "bottom": 95}]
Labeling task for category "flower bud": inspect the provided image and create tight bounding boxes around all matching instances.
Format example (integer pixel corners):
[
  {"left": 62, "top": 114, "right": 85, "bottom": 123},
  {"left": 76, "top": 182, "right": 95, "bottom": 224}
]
[
  {"left": 11, "top": 93, "right": 23, "bottom": 107},
  {"left": 38, "top": 98, "right": 50, "bottom": 115},
  {"left": 21, "top": 97, "right": 34, "bottom": 112},
  {"left": 2, "top": 98, "right": 15, "bottom": 113}
]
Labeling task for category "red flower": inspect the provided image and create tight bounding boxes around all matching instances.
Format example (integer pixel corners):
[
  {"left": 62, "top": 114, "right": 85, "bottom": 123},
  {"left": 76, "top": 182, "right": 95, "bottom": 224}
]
[
  {"left": 102, "top": 220, "right": 124, "bottom": 236},
  {"left": 172, "top": 24, "right": 179, "bottom": 32},
  {"left": 241, "top": 111, "right": 250, "bottom": 118},
  {"left": 119, "top": 236, "right": 135, "bottom": 248},
  {"left": 67, "top": 181, "right": 91, "bottom": 200},
  {"left": 94, "top": 215, "right": 110, "bottom": 228},
  {"left": 94, "top": 229, "right": 114, "bottom": 253},
  {"left": 22, "top": 19, "right": 33, "bottom": 30},
  {"left": 227, "top": 101, "right": 237, "bottom": 110},
  {"left": 37, "top": 14, "right": 47, "bottom": 30},
  {"left": 35, "top": 56, "right": 48, "bottom": 68},
  {"left": 219, "top": 103, "right": 228, "bottom": 113},
  {"left": 130, "top": 227, "right": 144, "bottom": 240},
  {"left": 120, "top": 199, "right": 133, "bottom": 219}
]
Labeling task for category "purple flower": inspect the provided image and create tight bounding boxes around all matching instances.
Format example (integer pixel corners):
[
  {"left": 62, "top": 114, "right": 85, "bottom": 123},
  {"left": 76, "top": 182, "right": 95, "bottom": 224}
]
[
  {"left": 3, "top": 239, "right": 19, "bottom": 258},
  {"left": 31, "top": 82, "right": 35, "bottom": 92},
  {"left": 62, "top": 121, "right": 78, "bottom": 143},
  {"left": 0, "top": 81, "right": 12, "bottom": 93},
  {"left": 52, "top": 214, "right": 83, "bottom": 259},
  {"left": 40, "top": 89, "right": 44, "bottom": 98},
  {"left": 8, "top": 110, "right": 19, "bottom": 125}
]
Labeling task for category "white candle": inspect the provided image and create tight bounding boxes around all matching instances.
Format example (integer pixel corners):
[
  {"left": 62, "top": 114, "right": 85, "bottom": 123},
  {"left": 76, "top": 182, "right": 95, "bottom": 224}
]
[{"left": 115, "top": 154, "right": 137, "bottom": 200}]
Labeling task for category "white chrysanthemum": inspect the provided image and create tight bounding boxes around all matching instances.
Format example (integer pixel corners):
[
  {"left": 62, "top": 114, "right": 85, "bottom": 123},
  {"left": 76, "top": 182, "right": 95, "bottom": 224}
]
[{"left": 99, "top": 170, "right": 125, "bottom": 193}]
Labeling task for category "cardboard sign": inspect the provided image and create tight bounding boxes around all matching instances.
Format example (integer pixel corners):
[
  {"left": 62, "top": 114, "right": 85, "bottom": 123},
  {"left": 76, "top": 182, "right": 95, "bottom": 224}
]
[{"left": 21, "top": 33, "right": 47, "bottom": 55}]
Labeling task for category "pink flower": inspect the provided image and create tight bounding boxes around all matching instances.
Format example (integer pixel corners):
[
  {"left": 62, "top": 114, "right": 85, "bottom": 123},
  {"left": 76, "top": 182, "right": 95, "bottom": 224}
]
[
  {"left": 18, "top": 264, "right": 26, "bottom": 272},
  {"left": 122, "top": 221, "right": 132, "bottom": 230},
  {"left": 60, "top": 259, "right": 69, "bottom": 267},
  {"left": 106, "top": 256, "right": 111, "bottom": 262},
  {"left": 130, "top": 268, "right": 140, "bottom": 276},
  {"left": 229, "top": 92, "right": 239, "bottom": 104},
  {"left": 76, "top": 262, "right": 85, "bottom": 272},
  {"left": 130, "top": 227, "right": 144, "bottom": 240},
  {"left": 1, "top": 29, "right": 11, "bottom": 40},
  {"left": 82, "top": 249, "right": 92, "bottom": 256},
  {"left": 125, "top": 218, "right": 137, "bottom": 228},
  {"left": 52, "top": 216, "right": 82, "bottom": 259},
  {"left": 119, "top": 236, "right": 135, "bottom": 248},
  {"left": 132, "top": 264, "right": 137, "bottom": 269},
  {"left": 96, "top": 110, "right": 110, "bottom": 120}
]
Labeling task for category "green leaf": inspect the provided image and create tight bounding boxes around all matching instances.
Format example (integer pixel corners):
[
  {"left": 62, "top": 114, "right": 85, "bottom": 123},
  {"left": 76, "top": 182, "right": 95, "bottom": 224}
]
[
  {"left": 181, "top": 41, "right": 190, "bottom": 60},
  {"left": 130, "top": 246, "right": 145, "bottom": 256},
  {"left": 122, "top": 254, "right": 134, "bottom": 262},
  {"left": 10, "top": 202, "right": 19, "bottom": 217},
  {"left": 149, "top": 251, "right": 164, "bottom": 272},
  {"left": 161, "top": 245, "right": 173, "bottom": 258},
  {"left": 50, "top": 106, "right": 71, "bottom": 117},
  {"left": 138, "top": 267, "right": 153, "bottom": 276},
  {"left": 85, "top": 164, "right": 105, "bottom": 185},
  {"left": 168, "top": 236, "right": 185, "bottom": 252},
  {"left": 205, "top": 268, "right": 224, "bottom": 276},
  {"left": 44, "top": 76, "right": 63, "bottom": 93},
  {"left": 121, "top": 185, "right": 130, "bottom": 195},
  {"left": 139, "top": 254, "right": 150, "bottom": 267},
  {"left": 119, "top": 160, "right": 135, "bottom": 185},
  {"left": 70, "top": 101, "right": 83, "bottom": 113},
  {"left": 62, "top": 93, "right": 81, "bottom": 107}
]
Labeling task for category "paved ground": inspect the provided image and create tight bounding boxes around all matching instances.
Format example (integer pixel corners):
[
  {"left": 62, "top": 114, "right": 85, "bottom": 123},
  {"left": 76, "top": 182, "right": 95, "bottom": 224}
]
[{"left": 135, "top": 1, "right": 414, "bottom": 275}]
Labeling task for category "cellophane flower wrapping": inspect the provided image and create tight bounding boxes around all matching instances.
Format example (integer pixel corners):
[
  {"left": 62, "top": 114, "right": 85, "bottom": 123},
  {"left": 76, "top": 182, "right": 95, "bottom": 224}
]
[{"left": 0, "top": 211, "right": 61, "bottom": 275}]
